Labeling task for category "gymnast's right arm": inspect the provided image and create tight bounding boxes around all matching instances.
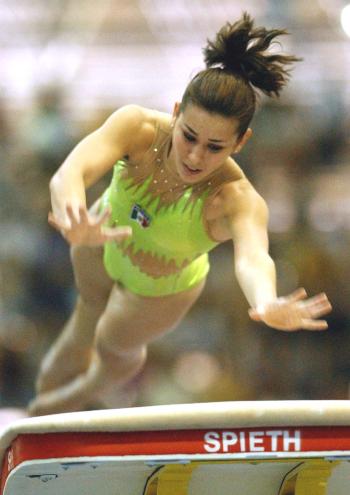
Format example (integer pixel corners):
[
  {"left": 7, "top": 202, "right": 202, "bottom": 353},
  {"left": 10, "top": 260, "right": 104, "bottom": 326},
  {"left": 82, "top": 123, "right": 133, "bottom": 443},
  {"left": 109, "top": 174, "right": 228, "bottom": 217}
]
[{"left": 48, "top": 104, "right": 152, "bottom": 245}]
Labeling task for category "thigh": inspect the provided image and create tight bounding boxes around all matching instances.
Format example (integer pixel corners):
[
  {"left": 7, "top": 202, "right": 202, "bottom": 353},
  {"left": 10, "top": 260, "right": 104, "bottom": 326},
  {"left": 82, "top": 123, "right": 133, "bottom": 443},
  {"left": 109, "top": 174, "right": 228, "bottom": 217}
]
[
  {"left": 71, "top": 244, "right": 113, "bottom": 307},
  {"left": 95, "top": 279, "right": 206, "bottom": 353},
  {"left": 70, "top": 197, "right": 114, "bottom": 306}
]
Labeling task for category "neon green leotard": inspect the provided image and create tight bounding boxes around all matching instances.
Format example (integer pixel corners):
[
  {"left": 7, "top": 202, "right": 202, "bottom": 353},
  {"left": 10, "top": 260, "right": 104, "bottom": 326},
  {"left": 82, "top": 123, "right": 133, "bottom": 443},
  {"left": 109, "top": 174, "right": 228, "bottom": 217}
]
[{"left": 101, "top": 119, "right": 233, "bottom": 297}]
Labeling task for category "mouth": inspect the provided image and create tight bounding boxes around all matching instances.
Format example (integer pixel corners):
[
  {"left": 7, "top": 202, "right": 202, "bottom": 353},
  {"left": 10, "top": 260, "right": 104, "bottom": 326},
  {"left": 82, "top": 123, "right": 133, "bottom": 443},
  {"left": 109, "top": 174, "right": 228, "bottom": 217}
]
[{"left": 182, "top": 163, "right": 202, "bottom": 176}]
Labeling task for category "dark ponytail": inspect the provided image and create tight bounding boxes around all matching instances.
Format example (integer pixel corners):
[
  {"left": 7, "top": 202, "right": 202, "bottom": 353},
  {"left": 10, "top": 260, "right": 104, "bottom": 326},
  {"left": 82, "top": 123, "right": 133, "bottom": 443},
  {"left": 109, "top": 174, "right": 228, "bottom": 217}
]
[{"left": 180, "top": 13, "right": 301, "bottom": 137}]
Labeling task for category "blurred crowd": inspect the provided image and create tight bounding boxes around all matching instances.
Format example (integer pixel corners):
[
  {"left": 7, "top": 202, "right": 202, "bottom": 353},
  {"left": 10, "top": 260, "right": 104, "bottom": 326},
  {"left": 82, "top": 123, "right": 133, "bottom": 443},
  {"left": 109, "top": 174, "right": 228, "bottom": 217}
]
[{"left": 0, "top": 81, "right": 349, "bottom": 411}]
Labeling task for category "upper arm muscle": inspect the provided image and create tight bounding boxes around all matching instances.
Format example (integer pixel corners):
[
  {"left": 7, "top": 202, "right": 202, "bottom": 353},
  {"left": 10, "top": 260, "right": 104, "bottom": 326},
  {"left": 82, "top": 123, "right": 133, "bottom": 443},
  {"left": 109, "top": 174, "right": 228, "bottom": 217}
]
[
  {"left": 228, "top": 183, "right": 269, "bottom": 257},
  {"left": 60, "top": 105, "right": 154, "bottom": 187}
]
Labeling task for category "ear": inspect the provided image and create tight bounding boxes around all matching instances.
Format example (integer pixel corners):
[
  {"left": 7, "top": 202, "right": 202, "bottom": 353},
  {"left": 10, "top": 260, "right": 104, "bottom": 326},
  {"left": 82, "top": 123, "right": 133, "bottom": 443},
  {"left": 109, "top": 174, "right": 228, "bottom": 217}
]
[
  {"left": 172, "top": 102, "right": 181, "bottom": 118},
  {"left": 233, "top": 128, "right": 253, "bottom": 154}
]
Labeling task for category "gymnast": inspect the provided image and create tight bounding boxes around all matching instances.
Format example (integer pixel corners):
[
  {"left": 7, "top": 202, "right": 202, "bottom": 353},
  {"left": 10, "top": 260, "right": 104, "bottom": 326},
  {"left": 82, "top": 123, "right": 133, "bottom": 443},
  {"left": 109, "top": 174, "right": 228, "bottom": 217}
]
[{"left": 28, "top": 13, "right": 332, "bottom": 416}]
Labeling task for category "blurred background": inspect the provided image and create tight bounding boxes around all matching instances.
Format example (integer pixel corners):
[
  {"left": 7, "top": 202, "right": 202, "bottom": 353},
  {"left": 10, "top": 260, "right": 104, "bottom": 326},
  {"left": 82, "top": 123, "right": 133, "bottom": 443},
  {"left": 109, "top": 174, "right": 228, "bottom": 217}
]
[{"left": 0, "top": 0, "right": 350, "bottom": 410}]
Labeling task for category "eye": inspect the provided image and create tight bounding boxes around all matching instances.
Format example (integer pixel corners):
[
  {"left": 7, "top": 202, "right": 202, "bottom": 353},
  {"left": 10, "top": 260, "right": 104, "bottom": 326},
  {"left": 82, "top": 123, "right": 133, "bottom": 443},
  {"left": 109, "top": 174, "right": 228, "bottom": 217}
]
[
  {"left": 208, "top": 144, "right": 223, "bottom": 153},
  {"left": 183, "top": 131, "right": 196, "bottom": 142}
]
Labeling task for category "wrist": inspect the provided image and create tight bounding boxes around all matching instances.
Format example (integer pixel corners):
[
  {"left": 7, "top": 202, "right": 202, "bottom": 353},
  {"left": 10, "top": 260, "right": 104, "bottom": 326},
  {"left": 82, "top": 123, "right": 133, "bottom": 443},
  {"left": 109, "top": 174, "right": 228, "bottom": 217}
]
[{"left": 254, "top": 298, "right": 278, "bottom": 313}]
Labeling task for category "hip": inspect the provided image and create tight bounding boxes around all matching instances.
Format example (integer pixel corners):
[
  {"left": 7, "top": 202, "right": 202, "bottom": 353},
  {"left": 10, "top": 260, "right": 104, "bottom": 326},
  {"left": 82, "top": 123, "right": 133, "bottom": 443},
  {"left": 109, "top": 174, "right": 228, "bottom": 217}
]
[{"left": 103, "top": 242, "right": 210, "bottom": 297}]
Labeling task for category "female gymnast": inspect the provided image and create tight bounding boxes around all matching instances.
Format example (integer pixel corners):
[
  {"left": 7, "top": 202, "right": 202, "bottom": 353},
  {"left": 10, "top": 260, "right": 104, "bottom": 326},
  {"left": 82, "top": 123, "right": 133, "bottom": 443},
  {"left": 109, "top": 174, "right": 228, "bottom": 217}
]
[{"left": 28, "top": 13, "right": 332, "bottom": 416}]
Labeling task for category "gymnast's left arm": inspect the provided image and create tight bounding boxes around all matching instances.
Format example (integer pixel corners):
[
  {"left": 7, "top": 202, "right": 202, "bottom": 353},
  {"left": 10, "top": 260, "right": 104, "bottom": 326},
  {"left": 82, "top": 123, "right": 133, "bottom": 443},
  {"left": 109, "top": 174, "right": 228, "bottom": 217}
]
[{"left": 228, "top": 184, "right": 332, "bottom": 331}]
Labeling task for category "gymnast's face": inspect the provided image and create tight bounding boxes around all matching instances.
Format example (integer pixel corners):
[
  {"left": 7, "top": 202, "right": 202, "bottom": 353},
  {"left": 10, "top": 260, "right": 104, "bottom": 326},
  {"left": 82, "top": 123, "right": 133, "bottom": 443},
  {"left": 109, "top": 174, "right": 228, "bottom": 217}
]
[{"left": 171, "top": 102, "right": 250, "bottom": 184}]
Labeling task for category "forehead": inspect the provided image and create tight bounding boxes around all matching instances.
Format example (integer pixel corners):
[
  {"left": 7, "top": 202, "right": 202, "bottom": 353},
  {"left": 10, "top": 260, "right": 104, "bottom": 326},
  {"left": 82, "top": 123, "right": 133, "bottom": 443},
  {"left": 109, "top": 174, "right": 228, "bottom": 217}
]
[{"left": 180, "top": 104, "right": 239, "bottom": 140}]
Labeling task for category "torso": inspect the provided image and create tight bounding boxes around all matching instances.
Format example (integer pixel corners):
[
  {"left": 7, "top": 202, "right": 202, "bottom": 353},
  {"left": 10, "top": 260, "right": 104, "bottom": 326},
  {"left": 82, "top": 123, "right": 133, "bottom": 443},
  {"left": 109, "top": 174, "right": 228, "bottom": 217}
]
[
  {"left": 103, "top": 108, "right": 251, "bottom": 284},
  {"left": 125, "top": 109, "right": 247, "bottom": 243}
]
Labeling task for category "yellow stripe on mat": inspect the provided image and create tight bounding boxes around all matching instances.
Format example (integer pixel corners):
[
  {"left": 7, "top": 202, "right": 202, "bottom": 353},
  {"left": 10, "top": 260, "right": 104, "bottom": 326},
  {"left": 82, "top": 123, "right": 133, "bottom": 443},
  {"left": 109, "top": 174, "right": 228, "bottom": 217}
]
[
  {"left": 278, "top": 460, "right": 340, "bottom": 495},
  {"left": 144, "top": 464, "right": 198, "bottom": 495}
]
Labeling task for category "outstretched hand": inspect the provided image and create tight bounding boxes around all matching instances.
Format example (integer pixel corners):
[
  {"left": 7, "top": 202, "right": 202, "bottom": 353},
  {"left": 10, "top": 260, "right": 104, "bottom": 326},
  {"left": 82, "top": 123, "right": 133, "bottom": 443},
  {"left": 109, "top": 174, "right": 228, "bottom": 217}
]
[
  {"left": 248, "top": 288, "right": 332, "bottom": 331},
  {"left": 48, "top": 205, "right": 132, "bottom": 246}
]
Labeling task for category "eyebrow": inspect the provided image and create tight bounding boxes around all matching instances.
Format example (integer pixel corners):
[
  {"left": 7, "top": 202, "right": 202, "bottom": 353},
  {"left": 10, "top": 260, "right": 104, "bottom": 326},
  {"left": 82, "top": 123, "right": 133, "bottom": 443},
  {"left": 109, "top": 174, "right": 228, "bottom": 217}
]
[{"left": 184, "top": 124, "right": 225, "bottom": 144}]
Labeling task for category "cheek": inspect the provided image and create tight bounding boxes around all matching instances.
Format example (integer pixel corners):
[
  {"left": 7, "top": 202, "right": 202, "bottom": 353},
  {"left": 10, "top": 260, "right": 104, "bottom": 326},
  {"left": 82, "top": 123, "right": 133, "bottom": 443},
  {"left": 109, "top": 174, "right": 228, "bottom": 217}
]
[
  {"left": 173, "top": 132, "right": 186, "bottom": 156},
  {"left": 207, "top": 152, "right": 228, "bottom": 169}
]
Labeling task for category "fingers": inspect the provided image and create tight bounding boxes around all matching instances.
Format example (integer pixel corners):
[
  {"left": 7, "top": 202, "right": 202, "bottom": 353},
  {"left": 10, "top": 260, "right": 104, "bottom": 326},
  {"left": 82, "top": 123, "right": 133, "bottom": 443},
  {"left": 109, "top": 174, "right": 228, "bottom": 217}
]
[
  {"left": 249, "top": 290, "right": 332, "bottom": 332},
  {"left": 48, "top": 204, "right": 86, "bottom": 230},
  {"left": 66, "top": 204, "right": 82, "bottom": 226},
  {"left": 307, "top": 302, "right": 332, "bottom": 319},
  {"left": 68, "top": 204, "right": 111, "bottom": 227},
  {"left": 102, "top": 226, "right": 132, "bottom": 242},
  {"left": 48, "top": 203, "right": 131, "bottom": 246},
  {"left": 292, "top": 293, "right": 331, "bottom": 330},
  {"left": 48, "top": 210, "right": 75, "bottom": 230},
  {"left": 300, "top": 319, "right": 328, "bottom": 331},
  {"left": 285, "top": 291, "right": 332, "bottom": 330},
  {"left": 300, "top": 293, "right": 332, "bottom": 318},
  {"left": 303, "top": 292, "right": 329, "bottom": 306},
  {"left": 78, "top": 205, "right": 89, "bottom": 224},
  {"left": 50, "top": 204, "right": 110, "bottom": 230},
  {"left": 95, "top": 206, "right": 112, "bottom": 225},
  {"left": 285, "top": 287, "right": 307, "bottom": 302}
]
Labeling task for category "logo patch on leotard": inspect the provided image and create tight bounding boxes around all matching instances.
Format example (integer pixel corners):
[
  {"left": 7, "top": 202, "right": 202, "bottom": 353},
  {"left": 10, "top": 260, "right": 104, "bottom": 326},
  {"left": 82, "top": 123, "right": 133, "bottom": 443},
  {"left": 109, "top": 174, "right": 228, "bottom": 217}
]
[{"left": 130, "top": 204, "right": 151, "bottom": 228}]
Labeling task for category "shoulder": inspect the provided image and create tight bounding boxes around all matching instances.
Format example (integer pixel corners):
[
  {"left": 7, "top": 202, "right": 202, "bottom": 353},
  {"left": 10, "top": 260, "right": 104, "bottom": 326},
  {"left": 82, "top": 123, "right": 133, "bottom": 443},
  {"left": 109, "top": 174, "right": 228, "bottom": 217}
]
[
  {"left": 100, "top": 104, "right": 154, "bottom": 137},
  {"left": 98, "top": 105, "right": 166, "bottom": 156},
  {"left": 217, "top": 176, "right": 268, "bottom": 222}
]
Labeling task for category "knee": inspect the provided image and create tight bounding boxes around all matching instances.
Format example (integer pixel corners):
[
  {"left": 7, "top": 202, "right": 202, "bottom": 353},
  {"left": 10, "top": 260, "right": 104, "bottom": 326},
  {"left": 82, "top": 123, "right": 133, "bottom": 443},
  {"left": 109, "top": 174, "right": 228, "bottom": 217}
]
[
  {"left": 96, "top": 334, "right": 147, "bottom": 372},
  {"left": 95, "top": 318, "right": 147, "bottom": 361}
]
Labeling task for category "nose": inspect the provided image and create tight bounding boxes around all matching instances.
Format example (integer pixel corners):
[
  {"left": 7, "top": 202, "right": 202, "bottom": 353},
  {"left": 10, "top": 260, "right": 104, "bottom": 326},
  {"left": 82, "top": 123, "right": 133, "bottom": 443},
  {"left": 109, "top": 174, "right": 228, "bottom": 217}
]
[{"left": 188, "top": 144, "right": 203, "bottom": 167}]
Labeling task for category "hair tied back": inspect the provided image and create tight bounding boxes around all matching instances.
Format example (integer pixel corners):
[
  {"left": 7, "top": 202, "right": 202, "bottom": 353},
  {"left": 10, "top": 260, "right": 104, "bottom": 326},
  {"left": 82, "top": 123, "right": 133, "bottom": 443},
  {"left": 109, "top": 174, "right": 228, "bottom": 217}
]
[{"left": 203, "top": 12, "right": 301, "bottom": 96}]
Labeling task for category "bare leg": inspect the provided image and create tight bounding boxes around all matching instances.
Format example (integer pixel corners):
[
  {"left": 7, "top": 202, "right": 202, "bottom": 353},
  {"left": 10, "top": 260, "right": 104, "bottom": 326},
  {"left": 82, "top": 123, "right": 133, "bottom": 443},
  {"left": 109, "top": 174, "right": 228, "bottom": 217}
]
[
  {"left": 35, "top": 244, "right": 113, "bottom": 395},
  {"left": 28, "top": 278, "right": 205, "bottom": 415}
]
